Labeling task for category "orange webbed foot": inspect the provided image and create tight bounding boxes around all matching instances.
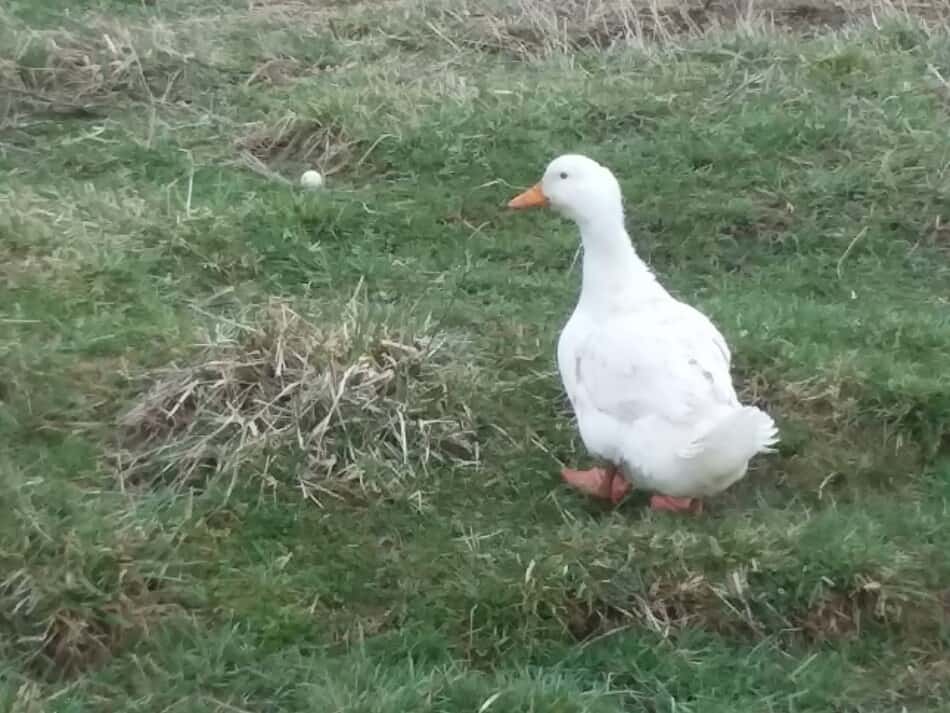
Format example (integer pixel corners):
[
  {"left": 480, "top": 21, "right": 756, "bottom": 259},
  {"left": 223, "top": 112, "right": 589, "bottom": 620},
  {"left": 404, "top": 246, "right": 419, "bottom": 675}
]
[
  {"left": 649, "top": 495, "right": 703, "bottom": 514},
  {"left": 561, "top": 467, "right": 631, "bottom": 504}
]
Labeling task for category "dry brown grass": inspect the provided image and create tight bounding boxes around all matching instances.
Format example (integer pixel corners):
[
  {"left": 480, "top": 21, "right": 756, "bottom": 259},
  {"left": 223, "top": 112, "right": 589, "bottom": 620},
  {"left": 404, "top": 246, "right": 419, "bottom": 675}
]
[
  {"left": 114, "top": 294, "right": 480, "bottom": 502},
  {"left": 234, "top": 113, "right": 361, "bottom": 184},
  {"left": 452, "top": 0, "right": 738, "bottom": 56},
  {"left": 0, "top": 529, "right": 178, "bottom": 679},
  {"left": 0, "top": 20, "right": 197, "bottom": 123},
  {"left": 362, "top": 0, "right": 950, "bottom": 59},
  {"left": 564, "top": 570, "right": 943, "bottom": 644},
  {"left": 893, "top": 652, "right": 950, "bottom": 701}
]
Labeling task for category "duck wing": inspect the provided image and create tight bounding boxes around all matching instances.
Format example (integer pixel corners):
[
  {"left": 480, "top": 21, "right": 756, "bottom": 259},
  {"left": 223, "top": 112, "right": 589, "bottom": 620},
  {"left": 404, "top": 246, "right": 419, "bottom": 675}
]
[{"left": 575, "top": 302, "right": 739, "bottom": 428}]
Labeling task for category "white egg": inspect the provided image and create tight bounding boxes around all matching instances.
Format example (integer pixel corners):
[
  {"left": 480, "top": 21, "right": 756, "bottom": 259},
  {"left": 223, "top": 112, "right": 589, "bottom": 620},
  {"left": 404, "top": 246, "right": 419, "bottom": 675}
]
[{"left": 300, "top": 170, "right": 324, "bottom": 189}]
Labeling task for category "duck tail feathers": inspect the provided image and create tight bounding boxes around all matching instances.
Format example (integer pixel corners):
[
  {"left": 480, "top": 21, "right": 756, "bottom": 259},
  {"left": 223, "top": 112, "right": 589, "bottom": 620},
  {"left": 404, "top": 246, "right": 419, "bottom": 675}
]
[{"left": 677, "top": 406, "right": 778, "bottom": 477}]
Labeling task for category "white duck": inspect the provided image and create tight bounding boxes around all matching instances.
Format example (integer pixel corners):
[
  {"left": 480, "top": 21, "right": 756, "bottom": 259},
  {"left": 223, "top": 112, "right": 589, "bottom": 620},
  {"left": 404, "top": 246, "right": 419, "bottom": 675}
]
[{"left": 508, "top": 154, "right": 778, "bottom": 513}]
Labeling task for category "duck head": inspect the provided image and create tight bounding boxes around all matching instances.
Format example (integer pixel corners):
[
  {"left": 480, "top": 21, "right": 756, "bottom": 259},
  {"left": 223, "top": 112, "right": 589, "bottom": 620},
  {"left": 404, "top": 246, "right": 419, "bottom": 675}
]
[{"left": 508, "top": 154, "right": 623, "bottom": 228}]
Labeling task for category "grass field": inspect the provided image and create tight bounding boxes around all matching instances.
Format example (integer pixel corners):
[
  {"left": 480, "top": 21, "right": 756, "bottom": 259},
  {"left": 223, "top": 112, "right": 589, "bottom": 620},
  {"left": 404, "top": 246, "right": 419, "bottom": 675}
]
[{"left": 2, "top": 0, "right": 950, "bottom": 710}]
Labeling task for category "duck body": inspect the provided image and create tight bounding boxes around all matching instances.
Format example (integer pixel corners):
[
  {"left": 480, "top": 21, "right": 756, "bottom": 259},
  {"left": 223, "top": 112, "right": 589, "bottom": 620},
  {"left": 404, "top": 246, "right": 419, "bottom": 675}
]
[
  {"left": 556, "top": 248, "right": 772, "bottom": 499},
  {"left": 510, "top": 154, "right": 777, "bottom": 510}
]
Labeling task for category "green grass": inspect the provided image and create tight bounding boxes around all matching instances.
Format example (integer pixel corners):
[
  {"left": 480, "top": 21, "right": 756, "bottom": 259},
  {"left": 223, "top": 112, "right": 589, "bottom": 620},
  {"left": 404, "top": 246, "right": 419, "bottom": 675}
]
[{"left": 2, "top": 0, "right": 950, "bottom": 710}]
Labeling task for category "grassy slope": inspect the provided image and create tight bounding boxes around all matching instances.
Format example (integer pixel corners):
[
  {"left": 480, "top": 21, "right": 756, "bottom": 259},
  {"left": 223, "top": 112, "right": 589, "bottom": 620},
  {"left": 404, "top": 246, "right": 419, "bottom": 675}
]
[{"left": 2, "top": 1, "right": 949, "bottom": 710}]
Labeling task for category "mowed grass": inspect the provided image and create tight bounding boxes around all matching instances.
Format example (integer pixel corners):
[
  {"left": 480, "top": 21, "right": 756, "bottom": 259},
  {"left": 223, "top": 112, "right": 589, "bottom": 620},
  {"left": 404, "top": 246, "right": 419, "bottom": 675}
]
[{"left": 2, "top": 0, "right": 949, "bottom": 710}]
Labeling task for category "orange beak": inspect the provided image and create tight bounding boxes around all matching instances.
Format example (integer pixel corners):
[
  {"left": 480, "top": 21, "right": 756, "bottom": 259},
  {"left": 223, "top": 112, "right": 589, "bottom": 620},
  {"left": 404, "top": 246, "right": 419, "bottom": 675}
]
[{"left": 507, "top": 183, "right": 548, "bottom": 209}]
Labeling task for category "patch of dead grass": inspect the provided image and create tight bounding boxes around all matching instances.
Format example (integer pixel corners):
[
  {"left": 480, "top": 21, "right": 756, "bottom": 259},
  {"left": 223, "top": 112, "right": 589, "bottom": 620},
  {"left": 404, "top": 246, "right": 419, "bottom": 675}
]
[
  {"left": 0, "top": 21, "right": 198, "bottom": 122},
  {"left": 394, "top": 0, "right": 942, "bottom": 60},
  {"left": 892, "top": 651, "right": 950, "bottom": 702},
  {"left": 114, "top": 293, "right": 480, "bottom": 501},
  {"left": 564, "top": 570, "right": 944, "bottom": 644},
  {"left": 563, "top": 573, "right": 737, "bottom": 640},
  {"left": 246, "top": 0, "right": 338, "bottom": 23},
  {"left": 0, "top": 527, "right": 178, "bottom": 679},
  {"left": 467, "top": 0, "right": 727, "bottom": 55},
  {"left": 235, "top": 113, "right": 361, "bottom": 184},
  {"left": 245, "top": 57, "right": 330, "bottom": 87},
  {"left": 734, "top": 363, "right": 938, "bottom": 498}
]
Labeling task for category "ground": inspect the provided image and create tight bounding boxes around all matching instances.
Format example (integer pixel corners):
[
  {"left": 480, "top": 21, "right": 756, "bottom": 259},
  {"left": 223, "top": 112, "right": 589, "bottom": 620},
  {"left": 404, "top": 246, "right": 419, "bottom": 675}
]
[{"left": 1, "top": 0, "right": 949, "bottom": 711}]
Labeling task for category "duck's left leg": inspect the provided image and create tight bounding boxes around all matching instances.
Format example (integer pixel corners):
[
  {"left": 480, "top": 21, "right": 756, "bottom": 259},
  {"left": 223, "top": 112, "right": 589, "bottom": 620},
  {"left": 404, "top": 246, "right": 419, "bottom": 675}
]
[
  {"left": 649, "top": 495, "right": 703, "bottom": 514},
  {"left": 561, "top": 465, "right": 631, "bottom": 504}
]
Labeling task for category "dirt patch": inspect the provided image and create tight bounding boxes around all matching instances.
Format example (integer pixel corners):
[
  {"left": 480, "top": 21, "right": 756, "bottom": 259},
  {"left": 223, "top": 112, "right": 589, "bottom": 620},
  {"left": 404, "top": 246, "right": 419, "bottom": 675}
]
[
  {"left": 799, "top": 590, "right": 867, "bottom": 640},
  {"left": 246, "top": 0, "right": 340, "bottom": 23},
  {"left": 564, "top": 573, "right": 742, "bottom": 640},
  {"left": 892, "top": 653, "right": 950, "bottom": 702},
  {"left": 246, "top": 57, "right": 308, "bottom": 86},
  {"left": 35, "top": 592, "right": 166, "bottom": 678},
  {"left": 772, "top": 3, "right": 851, "bottom": 32},
  {"left": 244, "top": 55, "right": 358, "bottom": 87}
]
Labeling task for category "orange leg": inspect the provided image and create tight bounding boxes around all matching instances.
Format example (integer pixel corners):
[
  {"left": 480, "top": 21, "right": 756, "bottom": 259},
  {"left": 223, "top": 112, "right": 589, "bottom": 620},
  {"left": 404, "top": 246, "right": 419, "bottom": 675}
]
[
  {"left": 561, "top": 465, "right": 631, "bottom": 504},
  {"left": 650, "top": 495, "right": 703, "bottom": 514}
]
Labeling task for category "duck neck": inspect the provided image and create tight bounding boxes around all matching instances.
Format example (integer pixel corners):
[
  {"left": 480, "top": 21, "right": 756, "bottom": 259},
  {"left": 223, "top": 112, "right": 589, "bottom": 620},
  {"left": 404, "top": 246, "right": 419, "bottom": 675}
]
[{"left": 577, "top": 214, "right": 666, "bottom": 313}]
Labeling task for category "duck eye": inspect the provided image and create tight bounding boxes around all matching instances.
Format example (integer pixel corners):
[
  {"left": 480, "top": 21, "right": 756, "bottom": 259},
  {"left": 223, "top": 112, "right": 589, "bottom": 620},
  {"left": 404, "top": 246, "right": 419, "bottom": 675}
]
[{"left": 559, "top": 171, "right": 568, "bottom": 179}]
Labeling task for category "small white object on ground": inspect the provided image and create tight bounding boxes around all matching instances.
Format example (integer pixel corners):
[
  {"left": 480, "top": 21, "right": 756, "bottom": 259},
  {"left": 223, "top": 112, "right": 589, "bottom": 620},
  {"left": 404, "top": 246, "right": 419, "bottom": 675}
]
[{"left": 300, "top": 170, "right": 324, "bottom": 189}]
